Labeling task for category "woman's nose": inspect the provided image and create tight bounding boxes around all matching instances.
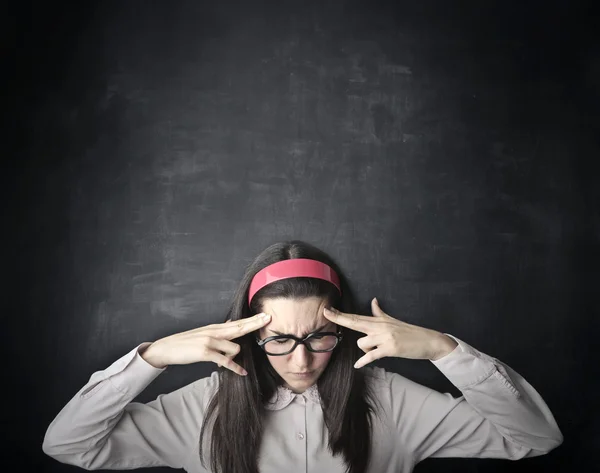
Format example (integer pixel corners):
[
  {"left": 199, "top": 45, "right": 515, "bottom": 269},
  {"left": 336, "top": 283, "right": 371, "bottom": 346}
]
[{"left": 291, "top": 343, "right": 311, "bottom": 365}]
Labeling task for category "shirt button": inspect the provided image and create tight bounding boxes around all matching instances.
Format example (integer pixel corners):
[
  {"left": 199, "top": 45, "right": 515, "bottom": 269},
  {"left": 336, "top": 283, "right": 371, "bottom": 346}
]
[{"left": 297, "top": 432, "right": 304, "bottom": 440}]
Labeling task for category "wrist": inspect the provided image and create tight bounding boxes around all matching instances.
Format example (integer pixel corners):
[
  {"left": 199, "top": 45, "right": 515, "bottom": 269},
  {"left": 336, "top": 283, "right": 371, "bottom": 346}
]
[
  {"left": 429, "top": 333, "right": 458, "bottom": 361},
  {"left": 140, "top": 343, "right": 168, "bottom": 369}
]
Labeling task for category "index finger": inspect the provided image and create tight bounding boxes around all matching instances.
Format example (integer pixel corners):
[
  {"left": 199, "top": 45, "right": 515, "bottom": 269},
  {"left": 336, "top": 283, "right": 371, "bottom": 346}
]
[
  {"left": 323, "top": 308, "right": 371, "bottom": 333},
  {"left": 220, "top": 313, "right": 272, "bottom": 339}
]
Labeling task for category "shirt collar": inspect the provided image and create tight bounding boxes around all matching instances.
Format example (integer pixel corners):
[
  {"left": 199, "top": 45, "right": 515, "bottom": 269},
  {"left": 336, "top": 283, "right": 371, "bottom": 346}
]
[{"left": 265, "top": 383, "right": 321, "bottom": 411}]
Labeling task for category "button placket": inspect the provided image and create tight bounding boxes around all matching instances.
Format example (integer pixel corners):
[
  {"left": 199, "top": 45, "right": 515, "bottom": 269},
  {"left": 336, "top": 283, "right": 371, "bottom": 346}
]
[{"left": 294, "top": 395, "right": 306, "bottom": 443}]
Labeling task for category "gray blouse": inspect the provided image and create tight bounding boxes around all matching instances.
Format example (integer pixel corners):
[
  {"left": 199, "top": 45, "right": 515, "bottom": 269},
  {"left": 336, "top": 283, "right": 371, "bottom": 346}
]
[{"left": 42, "top": 334, "right": 563, "bottom": 472}]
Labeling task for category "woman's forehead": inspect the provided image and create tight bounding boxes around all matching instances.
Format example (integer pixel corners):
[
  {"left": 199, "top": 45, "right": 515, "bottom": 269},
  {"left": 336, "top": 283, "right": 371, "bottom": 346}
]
[
  {"left": 261, "top": 296, "right": 327, "bottom": 314},
  {"left": 260, "top": 297, "right": 334, "bottom": 333}
]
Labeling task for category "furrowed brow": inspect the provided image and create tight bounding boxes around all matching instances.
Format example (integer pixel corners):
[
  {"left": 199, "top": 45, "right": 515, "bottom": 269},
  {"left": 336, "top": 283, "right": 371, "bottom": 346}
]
[{"left": 269, "top": 324, "right": 330, "bottom": 337}]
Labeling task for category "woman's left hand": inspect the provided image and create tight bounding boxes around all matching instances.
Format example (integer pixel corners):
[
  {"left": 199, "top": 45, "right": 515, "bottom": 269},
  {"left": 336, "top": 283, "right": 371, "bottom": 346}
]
[{"left": 323, "top": 298, "right": 458, "bottom": 368}]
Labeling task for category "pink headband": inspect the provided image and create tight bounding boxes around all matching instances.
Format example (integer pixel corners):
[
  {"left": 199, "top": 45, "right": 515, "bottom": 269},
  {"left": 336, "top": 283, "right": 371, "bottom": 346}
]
[{"left": 248, "top": 258, "right": 341, "bottom": 306}]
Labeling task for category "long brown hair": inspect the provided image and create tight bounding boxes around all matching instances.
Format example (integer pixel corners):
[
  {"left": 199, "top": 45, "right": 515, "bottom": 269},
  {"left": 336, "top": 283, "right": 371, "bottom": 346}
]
[{"left": 199, "top": 240, "right": 380, "bottom": 473}]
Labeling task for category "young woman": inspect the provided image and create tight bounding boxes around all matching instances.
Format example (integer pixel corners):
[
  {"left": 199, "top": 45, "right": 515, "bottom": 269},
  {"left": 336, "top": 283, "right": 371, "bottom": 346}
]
[{"left": 42, "top": 240, "right": 563, "bottom": 473}]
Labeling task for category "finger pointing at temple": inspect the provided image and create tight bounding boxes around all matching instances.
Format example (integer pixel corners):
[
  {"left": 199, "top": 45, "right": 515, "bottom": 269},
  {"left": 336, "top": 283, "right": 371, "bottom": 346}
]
[{"left": 323, "top": 307, "right": 374, "bottom": 334}]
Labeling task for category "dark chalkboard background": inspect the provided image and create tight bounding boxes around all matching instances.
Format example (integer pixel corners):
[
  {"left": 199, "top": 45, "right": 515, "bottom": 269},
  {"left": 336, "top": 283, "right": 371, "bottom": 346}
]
[{"left": 4, "top": 0, "right": 598, "bottom": 472}]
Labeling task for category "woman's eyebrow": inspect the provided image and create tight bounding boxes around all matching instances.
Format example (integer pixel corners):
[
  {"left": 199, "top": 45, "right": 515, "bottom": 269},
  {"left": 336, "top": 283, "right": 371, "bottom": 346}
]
[{"left": 269, "top": 324, "right": 329, "bottom": 337}]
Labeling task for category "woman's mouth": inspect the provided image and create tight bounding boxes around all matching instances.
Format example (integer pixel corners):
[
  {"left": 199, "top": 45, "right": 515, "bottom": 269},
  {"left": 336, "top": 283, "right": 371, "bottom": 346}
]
[{"left": 291, "top": 371, "right": 313, "bottom": 378}]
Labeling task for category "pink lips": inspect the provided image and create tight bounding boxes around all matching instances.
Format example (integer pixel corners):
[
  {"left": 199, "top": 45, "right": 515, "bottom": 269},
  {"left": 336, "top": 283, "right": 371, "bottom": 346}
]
[{"left": 292, "top": 371, "right": 313, "bottom": 376}]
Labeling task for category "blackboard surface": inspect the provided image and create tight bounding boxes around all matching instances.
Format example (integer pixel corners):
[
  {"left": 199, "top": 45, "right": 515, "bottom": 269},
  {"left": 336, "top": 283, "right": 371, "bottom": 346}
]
[{"left": 4, "top": 1, "right": 597, "bottom": 472}]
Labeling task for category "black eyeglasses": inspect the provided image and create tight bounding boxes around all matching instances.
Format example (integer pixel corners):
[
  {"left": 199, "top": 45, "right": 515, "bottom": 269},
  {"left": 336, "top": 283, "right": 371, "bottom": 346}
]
[{"left": 256, "top": 330, "right": 343, "bottom": 356}]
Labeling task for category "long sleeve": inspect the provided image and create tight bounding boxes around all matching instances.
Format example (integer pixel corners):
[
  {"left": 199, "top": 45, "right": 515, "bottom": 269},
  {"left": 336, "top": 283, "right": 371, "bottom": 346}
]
[
  {"left": 382, "top": 333, "right": 563, "bottom": 465},
  {"left": 42, "top": 342, "right": 215, "bottom": 471}
]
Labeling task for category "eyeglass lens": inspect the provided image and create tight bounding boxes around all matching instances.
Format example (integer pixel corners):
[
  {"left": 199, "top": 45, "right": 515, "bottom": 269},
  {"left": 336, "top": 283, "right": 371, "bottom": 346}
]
[{"left": 264, "top": 335, "right": 338, "bottom": 355}]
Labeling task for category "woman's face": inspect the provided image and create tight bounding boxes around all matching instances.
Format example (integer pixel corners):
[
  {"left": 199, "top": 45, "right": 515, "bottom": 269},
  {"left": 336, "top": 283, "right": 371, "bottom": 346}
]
[{"left": 258, "top": 296, "right": 337, "bottom": 394}]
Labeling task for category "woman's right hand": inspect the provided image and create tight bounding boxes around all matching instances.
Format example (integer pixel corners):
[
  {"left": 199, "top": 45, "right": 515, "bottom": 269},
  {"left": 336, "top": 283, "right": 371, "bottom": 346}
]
[{"left": 141, "top": 313, "right": 271, "bottom": 375}]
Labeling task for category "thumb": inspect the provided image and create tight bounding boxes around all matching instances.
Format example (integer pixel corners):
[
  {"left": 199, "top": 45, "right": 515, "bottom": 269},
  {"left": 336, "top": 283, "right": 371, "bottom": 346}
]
[{"left": 371, "top": 297, "right": 386, "bottom": 317}]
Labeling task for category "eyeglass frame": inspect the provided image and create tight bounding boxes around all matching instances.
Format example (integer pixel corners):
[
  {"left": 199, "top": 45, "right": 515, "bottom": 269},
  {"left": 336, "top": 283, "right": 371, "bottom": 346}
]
[{"left": 255, "top": 330, "right": 344, "bottom": 356}]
